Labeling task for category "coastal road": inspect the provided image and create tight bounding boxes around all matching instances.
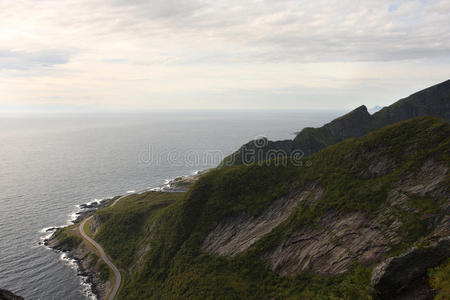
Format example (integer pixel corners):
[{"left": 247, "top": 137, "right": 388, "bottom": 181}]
[{"left": 79, "top": 195, "right": 128, "bottom": 300}]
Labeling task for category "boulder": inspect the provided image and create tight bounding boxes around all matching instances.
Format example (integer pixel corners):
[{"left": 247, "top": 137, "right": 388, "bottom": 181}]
[{"left": 371, "top": 237, "right": 450, "bottom": 299}]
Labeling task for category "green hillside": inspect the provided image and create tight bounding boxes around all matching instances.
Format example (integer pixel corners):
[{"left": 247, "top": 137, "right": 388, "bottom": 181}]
[{"left": 89, "top": 117, "right": 449, "bottom": 299}]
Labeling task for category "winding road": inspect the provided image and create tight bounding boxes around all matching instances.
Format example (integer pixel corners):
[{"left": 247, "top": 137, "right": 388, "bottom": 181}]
[{"left": 79, "top": 195, "right": 127, "bottom": 300}]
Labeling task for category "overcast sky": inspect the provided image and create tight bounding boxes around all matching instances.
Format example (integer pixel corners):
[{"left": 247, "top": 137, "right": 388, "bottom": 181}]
[{"left": 0, "top": 0, "right": 449, "bottom": 112}]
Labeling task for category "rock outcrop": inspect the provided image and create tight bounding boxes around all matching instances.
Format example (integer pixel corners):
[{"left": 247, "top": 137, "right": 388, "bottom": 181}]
[
  {"left": 263, "top": 211, "right": 395, "bottom": 275},
  {"left": 201, "top": 183, "right": 324, "bottom": 256},
  {"left": 90, "top": 215, "right": 101, "bottom": 235},
  {"left": 371, "top": 236, "right": 450, "bottom": 300}
]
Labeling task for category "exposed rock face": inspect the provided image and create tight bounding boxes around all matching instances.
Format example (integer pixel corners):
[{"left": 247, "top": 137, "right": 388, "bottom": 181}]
[
  {"left": 208, "top": 154, "right": 449, "bottom": 277},
  {"left": 90, "top": 215, "right": 101, "bottom": 234},
  {"left": 264, "top": 211, "right": 396, "bottom": 275},
  {"left": 371, "top": 237, "right": 450, "bottom": 300},
  {"left": 221, "top": 79, "right": 450, "bottom": 166},
  {"left": 264, "top": 159, "right": 448, "bottom": 276},
  {"left": 201, "top": 183, "right": 325, "bottom": 256},
  {"left": 0, "top": 289, "right": 24, "bottom": 300}
]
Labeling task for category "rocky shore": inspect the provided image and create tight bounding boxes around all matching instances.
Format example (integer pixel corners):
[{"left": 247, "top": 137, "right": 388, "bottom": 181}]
[
  {"left": 73, "top": 197, "right": 119, "bottom": 224},
  {"left": 42, "top": 171, "right": 205, "bottom": 300},
  {"left": 41, "top": 196, "right": 118, "bottom": 300},
  {"left": 46, "top": 229, "right": 110, "bottom": 300}
]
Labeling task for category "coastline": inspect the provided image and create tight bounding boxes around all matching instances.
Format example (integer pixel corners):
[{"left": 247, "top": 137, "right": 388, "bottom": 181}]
[
  {"left": 41, "top": 170, "right": 206, "bottom": 300},
  {"left": 47, "top": 234, "right": 108, "bottom": 300}
]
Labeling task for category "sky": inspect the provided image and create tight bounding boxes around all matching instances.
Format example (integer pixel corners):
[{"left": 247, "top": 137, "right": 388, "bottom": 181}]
[{"left": 0, "top": 0, "right": 449, "bottom": 112}]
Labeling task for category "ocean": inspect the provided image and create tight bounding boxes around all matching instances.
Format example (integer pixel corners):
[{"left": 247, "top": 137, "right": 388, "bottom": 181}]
[{"left": 0, "top": 110, "right": 342, "bottom": 299}]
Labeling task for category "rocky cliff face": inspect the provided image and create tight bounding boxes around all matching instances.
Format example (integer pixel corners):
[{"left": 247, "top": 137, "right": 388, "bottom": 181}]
[
  {"left": 221, "top": 79, "right": 450, "bottom": 166},
  {"left": 206, "top": 157, "right": 449, "bottom": 277},
  {"left": 201, "top": 183, "right": 325, "bottom": 256}
]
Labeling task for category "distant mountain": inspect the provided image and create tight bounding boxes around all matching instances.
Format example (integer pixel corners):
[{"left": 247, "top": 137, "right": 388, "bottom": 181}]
[{"left": 220, "top": 79, "right": 450, "bottom": 167}]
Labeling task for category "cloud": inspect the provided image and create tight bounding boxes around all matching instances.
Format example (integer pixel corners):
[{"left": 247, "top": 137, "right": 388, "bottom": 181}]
[
  {"left": 0, "top": 0, "right": 449, "bottom": 111},
  {"left": 97, "top": 0, "right": 450, "bottom": 63},
  {"left": 0, "top": 49, "right": 71, "bottom": 70},
  {"left": 2, "top": 0, "right": 449, "bottom": 65}
]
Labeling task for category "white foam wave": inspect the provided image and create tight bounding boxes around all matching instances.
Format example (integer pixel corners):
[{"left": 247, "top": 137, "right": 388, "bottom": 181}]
[
  {"left": 41, "top": 231, "right": 55, "bottom": 241},
  {"left": 39, "top": 226, "right": 56, "bottom": 233},
  {"left": 149, "top": 186, "right": 162, "bottom": 191},
  {"left": 67, "top": 210, "right": 78, "bottom": 224},
  {"left": 59, "top": 252, "right": 97, "bottom": 300},
  {"left": 38, "top": 226, "right": 60, "bottom": 242}
]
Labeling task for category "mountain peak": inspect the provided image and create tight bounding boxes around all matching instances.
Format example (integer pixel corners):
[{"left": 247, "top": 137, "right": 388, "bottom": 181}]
[{"left": 221, "top": 79, "right": 450, "bottom": 167}]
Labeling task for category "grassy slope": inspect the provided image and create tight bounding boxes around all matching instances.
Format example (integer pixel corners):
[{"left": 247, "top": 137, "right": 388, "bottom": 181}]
[
  {"left": 93, "top": 192, "right": 185, "bottom": 270},
  {"left": 429, "top": 259, "right": 450, "bottom": 300},
  {"left": 95, "top": 117, "right": 448, "bottom": 299}
]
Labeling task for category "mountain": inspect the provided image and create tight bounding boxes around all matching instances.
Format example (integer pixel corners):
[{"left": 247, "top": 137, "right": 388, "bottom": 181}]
[
  {"left": 220, "top": 79, "right": 450, "bottom": 167},
  {"left": 52, "top": 116, "right": 450, "bottom": 299}
]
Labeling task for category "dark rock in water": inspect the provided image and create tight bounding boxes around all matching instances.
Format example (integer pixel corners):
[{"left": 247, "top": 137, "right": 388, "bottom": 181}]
[
  {"left": 80, "top": 202, "right": 99, "bottom": 209},
  {"left": 0, "top": 288, "right": 24, "bottom": 300},
  {"left": 371, "top": 237, "right": 450, "bottom": 299},
  {"left": 76, "top": 209, "right": 95, "bottom": 215},
  {"left": 45, "top": 227, "right": 56, "bottom": 232},
  {"left": 72, "top": 209, "right": 96, "bottom": 224},
  {"left": 70, "top": 198, "right": 114, "bottom": 224}
]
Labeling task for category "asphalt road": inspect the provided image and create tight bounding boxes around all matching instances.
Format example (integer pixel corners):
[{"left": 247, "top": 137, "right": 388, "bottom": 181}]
[{"left": 79, "top": 195, "right": 127, "bottom": 300}]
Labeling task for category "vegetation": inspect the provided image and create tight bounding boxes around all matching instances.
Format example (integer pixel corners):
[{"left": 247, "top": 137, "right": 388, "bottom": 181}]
[
  {"left": 53, "top": 227, "right": 82, "bottom": 250},
  {"left": 97, "top": 261, "right": 110, "bottom": 281},
  {"left": 93, "top": 191, "right": 184, "bottom": 269},
  {"left": 88, "top": 254, "right": 99, "bottom": 269},
  {"left": 429, "top": 259, "right": 450, "bottom": 300},
  {"left": 88, "top": 117, "right": 449, "bottom": 299}
]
